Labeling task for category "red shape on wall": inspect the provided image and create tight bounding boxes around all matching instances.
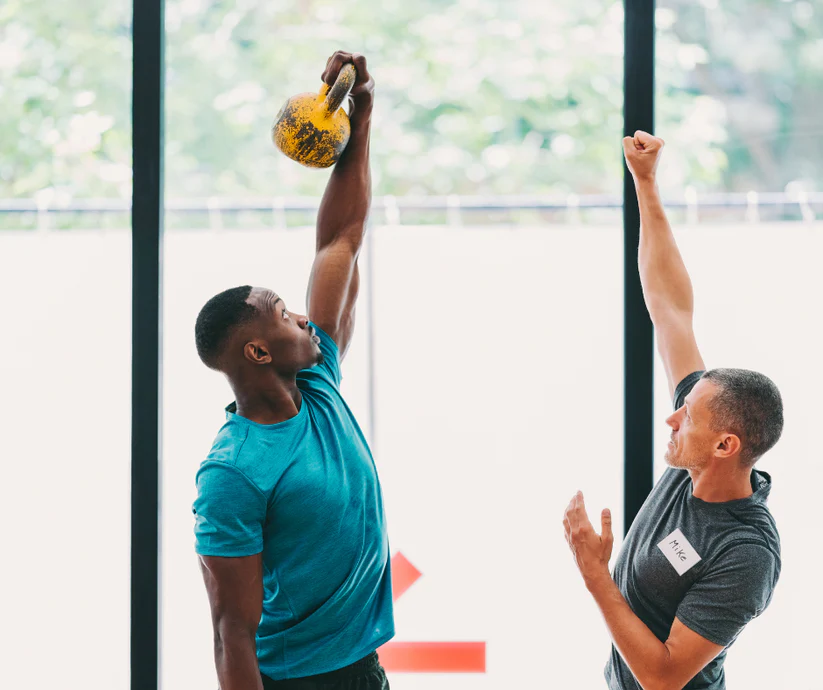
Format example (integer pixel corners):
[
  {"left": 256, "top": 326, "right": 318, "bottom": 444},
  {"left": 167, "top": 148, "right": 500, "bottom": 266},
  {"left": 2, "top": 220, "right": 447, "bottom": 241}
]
[
  {"left": 379, "top": 642, "right": 487, "bottom": 673},
  {"left": 379, "top": 552, "right": 487, "bottom": 674},
  {"left": 391, "top": 551, "right": 423, "bottom": 601}
]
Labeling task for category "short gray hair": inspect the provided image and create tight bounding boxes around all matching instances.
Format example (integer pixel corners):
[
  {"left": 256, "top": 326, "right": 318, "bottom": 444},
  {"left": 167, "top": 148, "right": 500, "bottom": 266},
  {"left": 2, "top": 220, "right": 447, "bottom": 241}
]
[{"left": 701, "top": 368, "right": 784, "bottom": 466}]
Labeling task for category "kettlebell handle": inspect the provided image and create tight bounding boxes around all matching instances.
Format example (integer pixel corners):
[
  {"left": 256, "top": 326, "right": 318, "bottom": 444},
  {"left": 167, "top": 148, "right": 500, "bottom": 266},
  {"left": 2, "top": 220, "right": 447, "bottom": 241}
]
[{"left": 323, "top": 64, "right": 357, "bottom": 115}]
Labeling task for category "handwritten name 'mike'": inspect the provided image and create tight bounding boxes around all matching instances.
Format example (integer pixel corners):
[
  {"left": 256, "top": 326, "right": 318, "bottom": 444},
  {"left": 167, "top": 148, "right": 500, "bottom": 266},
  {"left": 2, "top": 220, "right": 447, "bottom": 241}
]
[{"left": 668, "top": 538, "right": 688, "bottom": 562}]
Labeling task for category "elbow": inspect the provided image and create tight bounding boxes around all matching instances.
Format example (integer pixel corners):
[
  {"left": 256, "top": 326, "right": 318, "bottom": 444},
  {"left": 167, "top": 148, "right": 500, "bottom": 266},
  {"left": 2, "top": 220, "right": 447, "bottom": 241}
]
[
  {"left": 639, "top": 676, "right": 680, "bottom": 690},
  {"left": 645, "top": 299, "right": 694, "bottom": 323},
  {"left": 319, "top": 231, "right": 365, "bottom": 258},
  {"left": 212, "top": 614, "right": 257, "bottom": 649},
  {"left": 637, "top": 656, "right": 683, "bottom": 690},
  {"left": 212, "top": 622, "right": 257, "bottom": 666}
]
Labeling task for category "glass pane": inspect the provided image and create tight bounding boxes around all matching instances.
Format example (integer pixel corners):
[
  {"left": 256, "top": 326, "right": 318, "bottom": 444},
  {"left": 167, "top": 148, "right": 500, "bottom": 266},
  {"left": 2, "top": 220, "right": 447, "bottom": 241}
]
[
  {"left": 656, "top": 0, "right": 823, "bottom": 213},
  {"left": 163, "top": 0, "right": 623, "bottom": 687},
  {"left": 0, "top": 1, "right": 132, "bottom": 688},
  {"left": 656, "top": 2, "right": 823, "bottom": 686},
  {"left": 163, "top": 0, "right": 625, "bottom": 202},
  {"left": 372, "top": 224, "right": 622, "bottom": 689},
  {"left": 653, "top": 223, "right": 823, "bottom": 687}
]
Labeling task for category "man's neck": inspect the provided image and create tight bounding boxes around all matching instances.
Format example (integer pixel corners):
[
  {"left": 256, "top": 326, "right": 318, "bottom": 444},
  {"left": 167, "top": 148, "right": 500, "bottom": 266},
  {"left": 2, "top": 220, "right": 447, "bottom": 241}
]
[
  {"left": 233, "top": 377, "right": 302, "bottom": 425},
  {"left": 689, "top": 462, "right": 754, "bottom": 502}
]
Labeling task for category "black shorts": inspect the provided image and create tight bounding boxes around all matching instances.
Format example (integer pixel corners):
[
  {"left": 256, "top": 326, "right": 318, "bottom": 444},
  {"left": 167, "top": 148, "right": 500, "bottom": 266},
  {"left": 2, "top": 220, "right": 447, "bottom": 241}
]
[{"left": 261, "top": 652, "right": 389, "bottom": 690}]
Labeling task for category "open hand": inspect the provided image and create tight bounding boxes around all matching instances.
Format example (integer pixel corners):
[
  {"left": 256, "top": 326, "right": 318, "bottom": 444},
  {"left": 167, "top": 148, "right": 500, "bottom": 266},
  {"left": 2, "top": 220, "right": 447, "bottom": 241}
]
[
  {"left": 563, "top": 491, "right": 614, "bottom": 588},
  {"left": 623, "top": 130, "right": 665, "bottom": 183},
  {"left": 321, "top": 51, "right": 375, "bottom": 117}
]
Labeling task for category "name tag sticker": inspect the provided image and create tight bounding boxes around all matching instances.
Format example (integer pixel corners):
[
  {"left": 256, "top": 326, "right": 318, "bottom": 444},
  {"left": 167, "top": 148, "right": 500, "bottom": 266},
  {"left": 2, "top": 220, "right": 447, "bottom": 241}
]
[{"left": 657, "top": 528, "right": 702, "bottom": 576}]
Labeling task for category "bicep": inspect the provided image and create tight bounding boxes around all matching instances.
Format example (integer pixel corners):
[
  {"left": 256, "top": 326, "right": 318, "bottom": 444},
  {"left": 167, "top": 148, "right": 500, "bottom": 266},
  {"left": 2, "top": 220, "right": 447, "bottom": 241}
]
[
  {"left": 653, "top": 311, "right": 706, "bottom": 399},
  {"left": 307, "top": 238, "right": 360, "bottom": 360},
  {"left": 662, "top": 617, "right": 724, "bottom": 688},
  {"left": 199, "top": 553, "right": 264, "bottom": 632}
]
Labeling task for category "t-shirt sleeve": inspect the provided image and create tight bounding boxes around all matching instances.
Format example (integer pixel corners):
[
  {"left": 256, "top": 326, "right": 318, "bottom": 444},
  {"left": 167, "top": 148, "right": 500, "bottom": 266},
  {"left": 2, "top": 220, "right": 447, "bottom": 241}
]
[
  {"left": 673, "top": 371, "right": 705, "bottom": 410},
  {"left": 193, "top": 461, "right": 267, "bottom": 557},
  {"left": 675, "top": 542, "right": 778, "bottom": 647},
  {"left": 297, "top": 322, "right": 342, "bottom": 388}
]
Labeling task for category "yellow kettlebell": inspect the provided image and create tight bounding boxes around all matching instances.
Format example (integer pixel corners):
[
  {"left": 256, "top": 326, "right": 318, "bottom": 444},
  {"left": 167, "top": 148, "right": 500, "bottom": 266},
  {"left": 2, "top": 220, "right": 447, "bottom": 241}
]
[{"left": 272, "top": 64, "right": 357, "bottom": 169}]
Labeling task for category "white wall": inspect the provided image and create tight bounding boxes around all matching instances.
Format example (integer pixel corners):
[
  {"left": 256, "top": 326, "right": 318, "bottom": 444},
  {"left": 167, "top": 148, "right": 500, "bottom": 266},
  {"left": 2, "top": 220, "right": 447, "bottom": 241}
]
[
  {"left": 0, "top": 231, "right": 131, "bottom": 689},
  {"left": 2, "top": 221, "right": 817, "bottom": 689},
  {"left": 653, "top": 222, "right": 823, "bottom": 690},
  {"left": 162, "top": 223, "right": 623, "bottom": 689}
]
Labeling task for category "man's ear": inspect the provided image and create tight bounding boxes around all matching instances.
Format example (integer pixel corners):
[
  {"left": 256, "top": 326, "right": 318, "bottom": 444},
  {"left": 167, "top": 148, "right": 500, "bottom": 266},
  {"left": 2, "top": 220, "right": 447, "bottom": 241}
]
[
  {"left": 715, "top": 433, "right": 742, "bottom": 459},
  {"left": 244, "top": 340, "right": 272, "bottom": 365}
]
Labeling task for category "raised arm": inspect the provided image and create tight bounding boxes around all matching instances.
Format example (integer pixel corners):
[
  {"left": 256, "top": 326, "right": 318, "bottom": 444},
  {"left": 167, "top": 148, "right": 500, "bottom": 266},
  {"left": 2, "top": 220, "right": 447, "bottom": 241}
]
[
  {"left": 306, "top": 51, "right": 375, "bottom": 361},
  {"left": 623, "top": 132, "right": 705, "bottom": 398},
  {"left": 199, "top": 554, "right": 264, "bottom": 690}
]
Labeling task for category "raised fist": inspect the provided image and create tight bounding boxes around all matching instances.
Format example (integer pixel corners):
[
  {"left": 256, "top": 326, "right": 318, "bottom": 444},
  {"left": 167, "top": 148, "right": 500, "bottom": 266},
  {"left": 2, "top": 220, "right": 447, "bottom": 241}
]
[
  {"left": 321, "top": 51, "right": 375, "bottom": 116},
  {"left": 623, "top": 130, "right": 665, "bottom": 182}
]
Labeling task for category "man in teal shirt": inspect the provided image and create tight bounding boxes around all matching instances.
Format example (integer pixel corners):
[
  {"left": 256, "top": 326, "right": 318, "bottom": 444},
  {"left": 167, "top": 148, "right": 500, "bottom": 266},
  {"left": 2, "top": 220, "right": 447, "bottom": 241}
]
[{"left": 192, "top": 51, "right": 393, "bottom": 689}]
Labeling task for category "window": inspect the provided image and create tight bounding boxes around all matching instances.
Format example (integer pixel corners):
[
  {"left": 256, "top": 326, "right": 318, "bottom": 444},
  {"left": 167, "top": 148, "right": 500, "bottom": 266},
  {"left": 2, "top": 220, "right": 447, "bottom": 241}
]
[
  {"left": 655, "top": 1, "right": 823, "bottom": 685},
  {"left": 0, "top": 1, "right": 132, "bottom": 686},
  {"left": 161, "top": 0, "right": 624, "bottom": 686}
]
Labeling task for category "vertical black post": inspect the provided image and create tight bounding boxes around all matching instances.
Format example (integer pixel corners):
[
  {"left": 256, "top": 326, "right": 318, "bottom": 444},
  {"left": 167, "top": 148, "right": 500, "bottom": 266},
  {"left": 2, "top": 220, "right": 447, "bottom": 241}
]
[
  {"left": 364, "top": 222, "right": 378, "bottom": 454},
  {"left": 623, "top": 0, "right": 655, "bottom": 533},
  {"left": 132, "top": 0, "right": 164, "bottom": 687}
]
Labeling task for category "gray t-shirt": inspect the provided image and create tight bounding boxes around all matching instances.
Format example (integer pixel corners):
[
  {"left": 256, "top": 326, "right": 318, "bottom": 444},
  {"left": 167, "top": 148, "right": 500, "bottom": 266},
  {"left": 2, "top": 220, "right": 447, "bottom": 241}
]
[{"left": 605, "top": 371, "right": 781, "bottom": 690}]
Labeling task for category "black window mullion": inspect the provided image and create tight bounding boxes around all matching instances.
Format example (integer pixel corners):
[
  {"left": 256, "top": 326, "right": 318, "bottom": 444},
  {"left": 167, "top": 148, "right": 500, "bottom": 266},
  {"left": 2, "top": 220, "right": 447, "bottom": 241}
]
[
  {"left": 623, "top": 0, "right": 656, "bottom": 534},
  {"left": 131, "top": 0, "right": 164, "bottom": 686}
]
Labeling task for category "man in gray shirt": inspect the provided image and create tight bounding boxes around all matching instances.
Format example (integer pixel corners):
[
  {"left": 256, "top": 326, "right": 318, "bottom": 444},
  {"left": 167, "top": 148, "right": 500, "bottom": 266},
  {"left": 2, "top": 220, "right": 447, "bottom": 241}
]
[{"left": 563, "top": 131, "right": 783, "bottom": 690}]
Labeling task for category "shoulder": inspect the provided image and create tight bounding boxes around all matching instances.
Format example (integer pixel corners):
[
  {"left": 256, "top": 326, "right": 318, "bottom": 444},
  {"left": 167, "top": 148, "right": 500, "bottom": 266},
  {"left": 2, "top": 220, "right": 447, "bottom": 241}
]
[
  {"left": 197, "top": 420, "right": 279, "bottom": 495},
  {"left": 709, "top": 538, "right": 781, "bottom": 592},
  {"left": 726, "top": 471, "right": 780, "bottom": 553},
  {"left": 195, "top": 456, "right": 267, "bottom": 512},
  {"left": 202, "top": 418, "right": 250, "bottom": 467},
  {"left": 725, "top": 504, "right": 781, "bottom": 564}
]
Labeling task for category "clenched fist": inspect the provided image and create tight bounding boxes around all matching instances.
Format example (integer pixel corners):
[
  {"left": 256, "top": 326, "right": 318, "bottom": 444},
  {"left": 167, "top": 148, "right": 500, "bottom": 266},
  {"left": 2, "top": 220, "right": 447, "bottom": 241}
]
[
  {"left": 321, "top": 51, "right": 375, "bottom": 120},
  {"left": 623, "top": 130, "right": 665, "bottom": 183}
]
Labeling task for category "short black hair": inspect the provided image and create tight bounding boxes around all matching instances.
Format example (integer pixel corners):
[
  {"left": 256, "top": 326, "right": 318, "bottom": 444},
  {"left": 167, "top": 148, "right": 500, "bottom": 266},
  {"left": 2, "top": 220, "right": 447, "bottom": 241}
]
[
  {"left": 701, "top": 368, "right": 784, "bottom": 466},
  {"left": 195, "top": 285, "right": 259, "bottom": 369}
]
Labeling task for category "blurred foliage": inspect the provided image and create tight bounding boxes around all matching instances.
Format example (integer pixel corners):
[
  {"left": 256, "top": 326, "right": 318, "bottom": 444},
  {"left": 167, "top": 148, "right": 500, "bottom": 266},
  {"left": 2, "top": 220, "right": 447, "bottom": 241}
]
[
  {"left": 0, "top": 0, "right": 132, "bottom": 201},
  {"left": 657, "top": 0, "right": 823, "bottom": 197},
  {"left": 0, "top": 0, "right": 821, "bottom": 203}
]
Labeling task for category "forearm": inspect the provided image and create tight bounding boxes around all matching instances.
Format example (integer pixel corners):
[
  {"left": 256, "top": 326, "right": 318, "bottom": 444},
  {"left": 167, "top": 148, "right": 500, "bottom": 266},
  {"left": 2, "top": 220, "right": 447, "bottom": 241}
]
[
  {"left": 586, "top": 571, "right": 674, "bottom": 690},
  {"left": 213, "top": 624, "right": 263, "bottom": 690},
  {"left": 315, "top": 109, "right": 372, "bottom": 250},
  {"left": 635, "top": 178, "right": 695, "bottom": 319}
]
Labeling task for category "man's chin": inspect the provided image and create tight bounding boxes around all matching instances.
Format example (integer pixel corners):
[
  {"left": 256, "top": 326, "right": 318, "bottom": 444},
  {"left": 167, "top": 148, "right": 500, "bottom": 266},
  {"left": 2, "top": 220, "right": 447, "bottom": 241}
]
[
  {"left": 299, "top": 351, "right": 324, "bottom": 370},
  {"left": 664, "top": 450, "right": 682, "bottom": 468},
  {"left": 665, "top": 452, "right": 698, "bottom": 471}
]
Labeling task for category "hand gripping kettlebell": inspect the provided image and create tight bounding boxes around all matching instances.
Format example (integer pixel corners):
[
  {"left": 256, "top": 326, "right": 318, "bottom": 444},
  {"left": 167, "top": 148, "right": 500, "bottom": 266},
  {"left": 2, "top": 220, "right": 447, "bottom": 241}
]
[{"left": 272, "top": 64, "right": 357, "bottom": 169}]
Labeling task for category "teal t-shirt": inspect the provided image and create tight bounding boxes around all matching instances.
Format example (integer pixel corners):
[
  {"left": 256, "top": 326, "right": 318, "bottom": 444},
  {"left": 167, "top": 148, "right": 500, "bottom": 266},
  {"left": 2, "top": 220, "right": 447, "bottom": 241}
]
[{"left": 193, "top": 324, "right": 394, "bottom": 680}]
